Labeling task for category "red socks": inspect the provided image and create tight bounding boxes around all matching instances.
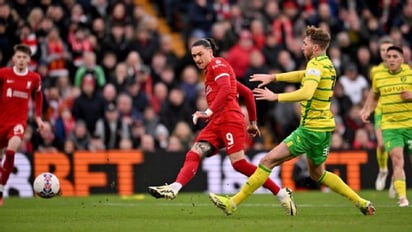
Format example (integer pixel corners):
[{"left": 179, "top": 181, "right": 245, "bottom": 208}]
[
  {"left": 0, "top": 150, "right": 15, "bottom": 185},
  {"left": 175, "top": 153, "right": 281, "bottom": 195},
  {"left": 232, "top": 159, "right": 280, "bottom": 195},
  {"left": 175, "top": 151, "right": 201, "bottom": 186}
]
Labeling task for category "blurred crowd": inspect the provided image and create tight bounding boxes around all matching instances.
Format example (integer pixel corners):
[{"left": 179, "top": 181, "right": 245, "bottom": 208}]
[{"left": 3, "top": 0, "right": 412, "bottom": 155}]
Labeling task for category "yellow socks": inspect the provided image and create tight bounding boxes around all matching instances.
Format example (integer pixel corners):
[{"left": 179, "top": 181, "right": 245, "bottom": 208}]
[
  {"left": 376, "top": 148, "right": 388, "bottom": 171},
  {"left": 232, "top": 164, "right": 271, "bottom": 205},
  {"left": 394, "top": 179, "right": 406, "bottom": 199},
  {"left": 319, "top": 171, "right": 363, "bottom": 205}
]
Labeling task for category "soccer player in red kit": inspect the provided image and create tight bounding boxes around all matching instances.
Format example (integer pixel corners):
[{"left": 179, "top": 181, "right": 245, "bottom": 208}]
[
  {"left": 148, "top": 38, "right": 296, "bottom": 215},
  {"left": 0, "top": 44, "right": 45, "bottom": 205}
]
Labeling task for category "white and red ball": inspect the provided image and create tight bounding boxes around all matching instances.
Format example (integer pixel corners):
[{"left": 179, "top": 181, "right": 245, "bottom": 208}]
[{"left": 33, "top": 172, "right": 60, "bottom": 198}]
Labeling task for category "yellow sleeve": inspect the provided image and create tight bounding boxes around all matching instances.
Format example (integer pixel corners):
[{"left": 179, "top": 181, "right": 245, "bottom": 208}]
[
  {"left": 370, "top": 66, "right": 378, "bottom": 81},
  {"left": 275, "top": 71, "right": 305, "bottom": 83},
  {"left": 278, "top": 80, "right": 318, "bottom": 102}
]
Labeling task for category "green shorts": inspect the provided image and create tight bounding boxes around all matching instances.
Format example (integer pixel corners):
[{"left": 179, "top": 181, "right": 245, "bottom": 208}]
[
  {"left": 283, "top": 127, "right": 332, "bottom": 166},
  {"left": 382, "top": 128, "right": 412, "bottom": 154},
  {"left": 374, "top": 113, "right": 382, "bottom": 129}
]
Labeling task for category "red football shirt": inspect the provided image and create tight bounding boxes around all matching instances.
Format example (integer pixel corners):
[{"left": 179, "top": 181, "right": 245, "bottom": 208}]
[
  {"left": 0, "top": 67, "right": 42, "bottom": 125},
  {"left": 204, "top": 57, "right": 242, "bottom": 117}
]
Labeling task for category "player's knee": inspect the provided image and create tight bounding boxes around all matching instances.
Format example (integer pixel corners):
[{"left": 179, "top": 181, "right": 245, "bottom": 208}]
[{"left": 192, "top": 141, "right": 215, "bottom": 157}]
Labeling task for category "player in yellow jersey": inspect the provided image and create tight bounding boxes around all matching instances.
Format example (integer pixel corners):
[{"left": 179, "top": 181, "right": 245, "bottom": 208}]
[
  {"left": 361, "top": 45, "right": 412, "bottom": 207},
  {"left": 370, "top": 37, "right": 410, "bottom": 193},
  {"left": 209, "top": 25, "right": 375, "bottom": 216}
]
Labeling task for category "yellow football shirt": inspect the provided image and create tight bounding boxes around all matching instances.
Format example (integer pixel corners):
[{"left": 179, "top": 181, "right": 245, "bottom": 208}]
[
  {"left": 278, "top": 55, "right": 336, "bottom": 132},
  {"left": 372, "top": 67, "right": 412, "bottom": 129},
  {"left": 370, "top": 63, "right": 410, "bottom": 115}
]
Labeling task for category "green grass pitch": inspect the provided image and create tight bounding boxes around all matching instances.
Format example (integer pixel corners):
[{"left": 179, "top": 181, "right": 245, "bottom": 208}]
[{"left": 1, "top": 190, "right": 411, "bottom": 232}]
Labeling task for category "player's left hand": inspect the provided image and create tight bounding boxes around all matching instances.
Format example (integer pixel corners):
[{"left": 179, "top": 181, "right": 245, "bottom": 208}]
[
  {"left": 35, "top": 117, "right": 46, "bottom": 132},
  {"left": 253, "top": 87, "right": 278, "bottom": 101},
  {"left": 247, "top": 123, "right": 261, "bottom": 137},
  {"left": 400, "top": 90, "right": 412, "bottom": 101}
]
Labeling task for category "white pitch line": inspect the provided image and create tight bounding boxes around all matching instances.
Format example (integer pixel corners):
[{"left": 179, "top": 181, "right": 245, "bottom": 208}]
[{"left": 102, "top": 202, "right": 400, "bottom": 208}]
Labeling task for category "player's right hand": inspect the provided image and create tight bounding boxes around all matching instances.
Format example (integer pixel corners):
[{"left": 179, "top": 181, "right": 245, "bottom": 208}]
[
  {"left": 400, "top": 90, "right": 412, "bottom": 101},
  {"left": 247, "top": 124, "right": 261, "bottom": 137},
  {"left": 359, "top": 108, "right": 370, "bottom": 124},
  {"left": 249, "top": 74, "right": 274, "bottom": 88}
]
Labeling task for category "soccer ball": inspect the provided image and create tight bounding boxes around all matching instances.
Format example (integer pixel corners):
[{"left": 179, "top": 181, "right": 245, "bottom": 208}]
[{"left": 33, "top": 172, "right": 60, "bottom": 198}]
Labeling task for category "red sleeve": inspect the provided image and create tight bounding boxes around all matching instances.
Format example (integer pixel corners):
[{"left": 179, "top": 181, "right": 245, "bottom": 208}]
[
  {"left": 209, "top": 75, "right": 230, "bottom": 113},
  {"left": 35, "top": 90, "right": 43, "bottom": 117},
  {"left": 236, "top": 82, "right": 257, "bottom": 121}
]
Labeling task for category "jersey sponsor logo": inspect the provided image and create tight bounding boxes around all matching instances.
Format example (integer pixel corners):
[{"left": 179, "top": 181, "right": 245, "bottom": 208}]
[
  {"left": 306, "top": 68, "right": 321, "bottom": 77},
  {"left": 381, "top": 85, "right": 407, "bottom": 94},
  {"left": 26, "top": 81, "right": 32, "bottom": 89},
  {"left": 212, "top": 63, "right": 226, "bottom": 69},
  {"left": 7, "top": 89, "right": 29, "bottom": 99}
]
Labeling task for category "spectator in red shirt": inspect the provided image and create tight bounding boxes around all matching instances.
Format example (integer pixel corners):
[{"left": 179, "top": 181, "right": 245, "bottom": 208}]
[{"left": 226, "top": 29, "right": 260, "bottom": 84}]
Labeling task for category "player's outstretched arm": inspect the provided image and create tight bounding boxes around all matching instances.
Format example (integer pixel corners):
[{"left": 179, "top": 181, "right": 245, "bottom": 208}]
[
  {"left": 253, "top": 87, "right": 278, "bottom": 101},
  {"left": 360, "top": 90, "right": 378, "bottom": 123},
  {"left": 249, "top": 74, "right": 274, "bottom": 88},
  {"left": 250, "top": 71, "right": 305, "bottom": 88}
]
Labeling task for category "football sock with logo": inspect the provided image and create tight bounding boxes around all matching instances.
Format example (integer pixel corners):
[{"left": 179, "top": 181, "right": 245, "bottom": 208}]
[
  {"left": 0, "top": 150, "right": 15, "bottom": 185},
  {"left": 318, "top": 171, "right": 362, "bottom": 204},
  {"left": 394, "top": 179, "right": 406, "bottom": 199},
  {"left": 232, "top": 164, "right": 271, "bottom": 206},
  {"left": 233, "top": 159, "right": 280, "bottom": 194},
  {"left": 175, "top": 151, "right": 201, "bottom": 186},
  {"left": 376, "top": 148, "right": 388, "bottom": 171}
]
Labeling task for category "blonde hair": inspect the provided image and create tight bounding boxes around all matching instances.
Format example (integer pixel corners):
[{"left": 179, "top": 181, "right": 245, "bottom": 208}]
[{"left": 305, "top": 25, "right": 331, "bottom": 50}]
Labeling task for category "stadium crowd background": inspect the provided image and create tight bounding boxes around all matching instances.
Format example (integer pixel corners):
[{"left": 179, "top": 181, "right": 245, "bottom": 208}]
[{"left": 2, "top": 0, "right": 412, "bottom": 155}]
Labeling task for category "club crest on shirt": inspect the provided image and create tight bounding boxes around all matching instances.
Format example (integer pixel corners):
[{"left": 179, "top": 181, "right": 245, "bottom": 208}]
[
  {"left": 401, "top": 76, "right": 406, "bottom": 82},
  {"left": 26, "top": 81, "right": 32, "bottom": 89}
]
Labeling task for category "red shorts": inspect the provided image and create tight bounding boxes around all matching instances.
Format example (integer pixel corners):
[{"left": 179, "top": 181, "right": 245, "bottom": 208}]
[
  {"left": 195, "top": 111, "right": 246, "bottom": 155},
  {"left": 0, "top": 123, "right": 26, "bottom": 148}
]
